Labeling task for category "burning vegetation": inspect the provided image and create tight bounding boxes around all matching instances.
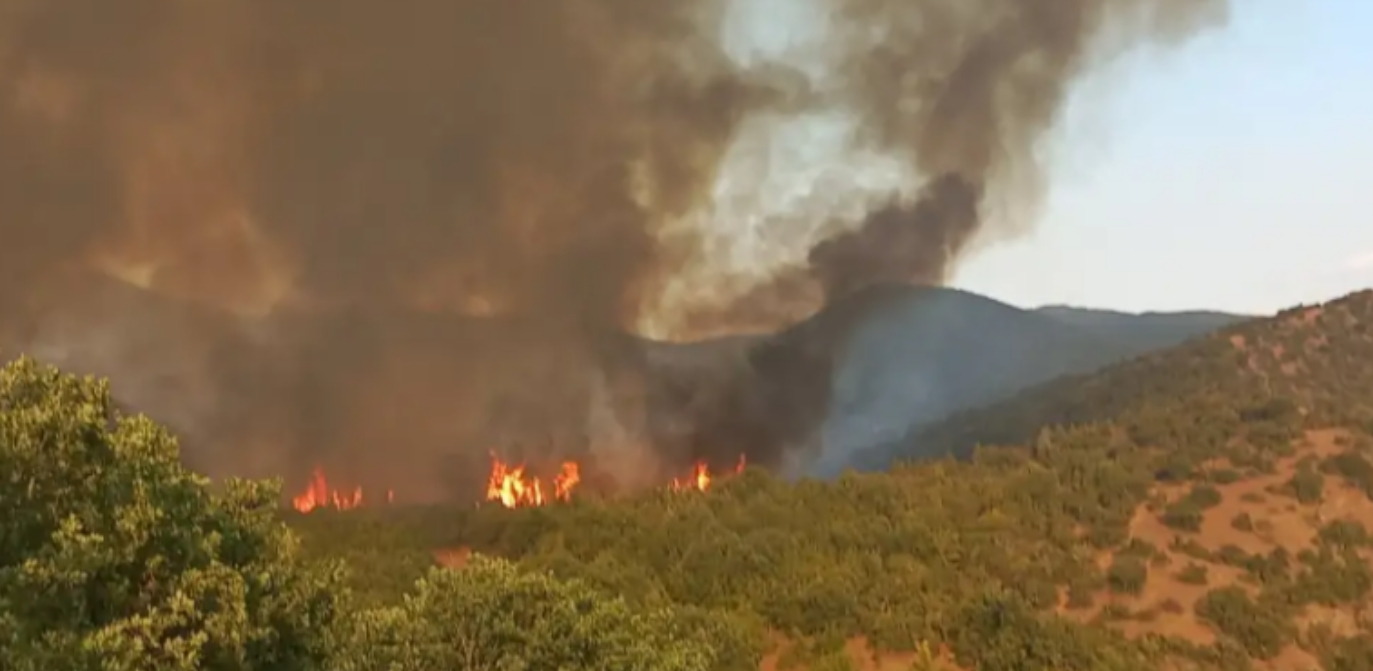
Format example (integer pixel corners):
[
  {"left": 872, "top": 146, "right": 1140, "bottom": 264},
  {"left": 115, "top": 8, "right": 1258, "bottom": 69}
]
[
  {"left": 290, "top": 454, "right": 748, "bottom": 513},
  {"left": 480, "top": 453, "right": 747, "bottom": 508},
  {"left": 0, "top": 0, "right": 1231, "bottom": 507},
  {"left": 486, "top": 458, "right": 581, "bottom": 508},
  {"left": 291, "top": 467, "right": 393, "bottom": 513}
]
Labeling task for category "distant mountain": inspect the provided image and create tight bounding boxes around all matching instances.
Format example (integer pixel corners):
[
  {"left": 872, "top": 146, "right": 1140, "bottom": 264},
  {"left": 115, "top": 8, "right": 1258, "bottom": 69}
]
[
  {"left": 848, "top": 289, "right": 1373, "bottom": 476},
  {"left": 1034, "top": 305, "right": 1248, "bottom": 354},
  {"left": 421, "top": 290, "right": 1373, "bottom": 671},
  {"left": 0, "top": 273, "right": 1252, "bottom": 487},
  {"left": 786, "top": 288, "right": 1253, "bottom": 476}
]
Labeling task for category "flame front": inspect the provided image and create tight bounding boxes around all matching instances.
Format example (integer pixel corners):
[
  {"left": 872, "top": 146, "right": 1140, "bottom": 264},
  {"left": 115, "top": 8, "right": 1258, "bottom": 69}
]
[
  {"left": 671, "top": 462, "right": 711, "bottom": 492},
  {"left": 486, "top": 456, "right": 580, "bottom": 508},
  {"left": 291, "top": 467, "right": 381, "bottom": 513},
  {"left": 485, "top": 453, "right": 745, "bottom": 508}
]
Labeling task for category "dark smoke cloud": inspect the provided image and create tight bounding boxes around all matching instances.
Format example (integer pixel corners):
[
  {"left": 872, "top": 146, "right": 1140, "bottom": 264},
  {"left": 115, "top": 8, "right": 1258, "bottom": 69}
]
[
  {"left": 0, "top": 0, "right": 1229, "bottom": 500},
  {"left": 676, "top": 0, "right": 1230, "bottom": 331},
  {"left": 0, "top": 0, "right": 780, "bottom": 322}
]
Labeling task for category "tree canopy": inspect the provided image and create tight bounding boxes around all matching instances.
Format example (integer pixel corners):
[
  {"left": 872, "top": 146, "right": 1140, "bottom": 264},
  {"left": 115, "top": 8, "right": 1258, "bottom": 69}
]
[
  {"left": 0, "top": 356, "right": 717, "bottom": 671},
  {"left": 7, "top": 289, "right": 1373, "bottom": 670}
]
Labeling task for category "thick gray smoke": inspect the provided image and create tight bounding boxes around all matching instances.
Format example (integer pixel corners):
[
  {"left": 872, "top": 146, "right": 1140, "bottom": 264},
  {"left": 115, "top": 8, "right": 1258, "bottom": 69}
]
[{"left": 0, "top": 0, "right": 1229, "bottom": 500}]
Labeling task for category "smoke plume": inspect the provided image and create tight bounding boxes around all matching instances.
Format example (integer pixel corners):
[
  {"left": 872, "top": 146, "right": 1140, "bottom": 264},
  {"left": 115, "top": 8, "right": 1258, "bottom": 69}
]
[{"left": 0, "top": 0, "right": 1229, "bottom": 500}]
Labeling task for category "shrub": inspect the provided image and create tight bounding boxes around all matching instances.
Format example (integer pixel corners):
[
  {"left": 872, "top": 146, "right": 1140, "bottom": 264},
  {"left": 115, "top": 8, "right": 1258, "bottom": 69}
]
[
  {"left": 1195, "top": 587, "right": 1290, "bottom": 659},
  {"left": 1107, "top": 555, "right": 1149, "bottom": 595},
  {"left": 1187, "top": 484, "right": 1224, "bottom": 509},
  {"left": 1289, "top": 468, "right": 1325, "bottom": 504},
  {"left": 1323, "top": 452, "right": 1373, "bottom": 492},
  {"left": 0, "top": 357, "right": 348, "bottom": 670},
  {"left": 343, "top": 557, "right": 716, "bottom": 671},
  {"left": 1318, "top": 520, "right": 1371, "bottom": 549},
  {"left": 1176, "top": 563, "right": 1209, "bottom": 585},
  {"left": 1161, "top": 502, "right": 1204, "bottom": 532}
]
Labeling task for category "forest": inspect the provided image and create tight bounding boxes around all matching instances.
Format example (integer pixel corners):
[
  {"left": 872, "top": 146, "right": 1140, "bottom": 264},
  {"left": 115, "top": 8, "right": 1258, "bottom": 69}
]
[{"left": 4, "top": 290, "right": 1373, "bottom": 670}]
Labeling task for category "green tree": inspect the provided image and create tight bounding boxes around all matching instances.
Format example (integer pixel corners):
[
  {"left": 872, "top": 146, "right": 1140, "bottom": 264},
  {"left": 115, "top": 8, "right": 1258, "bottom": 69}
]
[
  {"left": 342, "top": 555, "right": 715, "bottom": 671},
  {"left": 1194, "top": 586, "right": 1289, "bottom": 659},
  {"left": 1288, "top": 467, "right": 1325, "bottom": 504},
  {"left": 0, "top": 356, "right": 347, "bottom": 671},
  {"left": 1107, "top": 555, "right": 1148, "bottom": 595}
]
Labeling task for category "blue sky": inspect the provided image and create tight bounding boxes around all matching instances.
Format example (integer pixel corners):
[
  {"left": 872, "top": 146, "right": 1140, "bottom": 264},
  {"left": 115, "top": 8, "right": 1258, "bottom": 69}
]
[
  {"left": 956, "top": 0, "right": 1373, "bottom": 315},
  {"left": 727, "top": 0, "right": 1372, "bottom": 317}
]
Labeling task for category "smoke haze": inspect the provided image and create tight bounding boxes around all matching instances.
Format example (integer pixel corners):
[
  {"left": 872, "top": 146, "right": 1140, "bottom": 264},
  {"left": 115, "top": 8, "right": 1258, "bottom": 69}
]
[{"left": 0, "top": 0, "right": 1229, "bottom": 499}]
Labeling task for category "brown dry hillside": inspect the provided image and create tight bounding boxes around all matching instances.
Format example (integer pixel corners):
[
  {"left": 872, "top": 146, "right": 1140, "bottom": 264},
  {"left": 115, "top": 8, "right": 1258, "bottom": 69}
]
[{"left": 292, "top": 289, "right": 1373, "bottom": 671}]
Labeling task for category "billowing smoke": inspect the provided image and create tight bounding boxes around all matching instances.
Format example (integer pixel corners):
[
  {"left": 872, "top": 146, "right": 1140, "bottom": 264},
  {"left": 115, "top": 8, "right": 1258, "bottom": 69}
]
[{"left": 0, "top": 0, "right": 1229, "bottom": 500}]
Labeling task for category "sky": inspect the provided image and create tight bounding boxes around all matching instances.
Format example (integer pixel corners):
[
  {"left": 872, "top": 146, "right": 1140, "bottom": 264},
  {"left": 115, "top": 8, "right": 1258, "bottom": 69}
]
[{"left": 729, "top": 0, "right": 1373, "bottom": 317}]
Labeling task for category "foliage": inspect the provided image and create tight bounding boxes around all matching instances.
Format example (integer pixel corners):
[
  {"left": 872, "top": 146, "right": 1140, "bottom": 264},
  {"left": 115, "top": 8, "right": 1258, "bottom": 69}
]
[
  {"left": 1322, "top": 451, "right": 1373, "bottom": 494},
  {"left": 1107, "top": 555, "right": 1148, "bottom": 595},
  {"left": 0, "top": 356, "right": 347, "bottom": 671},
  {"left": 292, "top": 291, "right": 1373, "bottom": 671},
  {"left": 10, "top": 290, "right": 1373, "bottom": 670},
  {"left": 1318, "top": 634, "right": 1373, "bottom": 671},
  {"left": 1175, "top": 563, "right": 1209, "bottom": 586},
  {"left": 1194, "top": 587, "right": 1289, "bottom": 659},
  {"left": 948, "top": 592, "right": 1154, "bottom": 671},
  {"left": 340, "top": 555, "right": 717, "bottom": 671},
  {"left": 1317, "top": 519, "right": 1371, "bottom": 549},
  {"left": 1286, "top": 465, "right": 1325, "bottom": 504}
]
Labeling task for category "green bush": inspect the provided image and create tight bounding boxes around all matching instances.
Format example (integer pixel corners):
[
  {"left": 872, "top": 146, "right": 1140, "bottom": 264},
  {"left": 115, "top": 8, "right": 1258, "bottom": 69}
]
[
  {"left": 1187, "top": 484, "right": 1224, "bottom": 509},
  {"left": 1323, "top": 452, "right": 1373, "bottom": 492},
  {"left": 1318, "top": 520, "right": 1371, "bottom": 549},
  {"left": 1161, "top": 502, "right": 1204, "bottom": 532},
  {"left": 342, "top": 557, "right": 717, "bottom": 671},
  {"left": 1108, "top": 555, "right": 1149, "bottom": 595},
  {"left": 1195, "top": 587, "right": 1290, "bottom": 659},
  {"left": 1176, "top": 563, "right": 1209, "bottom": 585},
  {"left": 1289, "top": 467, "right": 1325, "bottom": 504},
  {"left": 0, "top": 357, "right": 347, "bottom": 670}
]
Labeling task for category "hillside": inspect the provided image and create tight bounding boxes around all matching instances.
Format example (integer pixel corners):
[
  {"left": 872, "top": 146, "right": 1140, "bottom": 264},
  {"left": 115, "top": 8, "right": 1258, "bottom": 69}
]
[
  {"left": 284, "top": 288, "right": 1373, "bottom": 671},
  {"left": 1035, "top": 305, "right": 1247, "bottom": 354},
  {"left": 0, "top": 275, "right": 1238, "bottom": 488},
  {"left": 8, "top": 288, "right": 1373, "bottom": 670},
  {"left": 854, "top": 291, "right": 1372, "bottom": 470},
  {"left": 782, "top": 285, "right": 1246, "bottom": 475}
]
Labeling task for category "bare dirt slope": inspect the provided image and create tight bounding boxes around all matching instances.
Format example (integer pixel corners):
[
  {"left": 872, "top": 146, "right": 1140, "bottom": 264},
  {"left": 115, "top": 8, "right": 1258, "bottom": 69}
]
[{"left": 1057, "top": 428, "right": 1373, "bottom": 671}]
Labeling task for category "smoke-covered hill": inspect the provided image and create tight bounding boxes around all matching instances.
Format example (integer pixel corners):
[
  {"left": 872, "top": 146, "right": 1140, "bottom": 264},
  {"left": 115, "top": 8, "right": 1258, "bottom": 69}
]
[
  {"left": 852, "top": 290, "right": 1373, "bottom": 473},
  {"left": 1, "top": 273, "right": 1247, "bottom": 492},
  {"left": 755, "top": 285, "right": 1249, "bottom": 476}
]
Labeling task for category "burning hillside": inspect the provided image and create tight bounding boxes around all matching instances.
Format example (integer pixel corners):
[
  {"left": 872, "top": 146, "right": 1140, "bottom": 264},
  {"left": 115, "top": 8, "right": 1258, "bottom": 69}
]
[
  {"left": 483, "top": 453, "right": 744, "bottom": 507},
  {"left": 291, "top": 467, "right": 394, "bottom": 513},
  {"left": 290, "top": 454, "right": 746, "bottom": 513},
  {"left": 0, "top": 1, "right": 1230, "bottom": 501}
]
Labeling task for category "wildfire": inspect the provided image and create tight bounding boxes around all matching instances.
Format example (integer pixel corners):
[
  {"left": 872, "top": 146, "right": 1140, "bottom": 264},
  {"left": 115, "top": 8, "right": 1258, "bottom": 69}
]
[
  {"left": 293, "top": 454, "right": 747, "bottom": 512},
  {"left": 291, "top": 467, "right": 391, "bottom": 513},
  {"left": 486, "top": 457, "right": 580, "bottom": 508},
  {"left": 671, "top": 454, "right": 746, "bottom": 493},
  {"left": 485, "top": 453, "right": 747, "bottom": 508},
  {"left": 671, "top": 462, "right": 711, "bottom": 492}
]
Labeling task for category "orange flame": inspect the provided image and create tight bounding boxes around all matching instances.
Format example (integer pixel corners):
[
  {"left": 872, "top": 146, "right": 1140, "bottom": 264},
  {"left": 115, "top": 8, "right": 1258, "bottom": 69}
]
[
  {"left": 288, "top": 453, "right": 749, "bottom": 512},
  {"left": 669, "top": 455, "right": 746, "bottom": 493},
  {"left": 484, "top": 454, "right": 747, "bottom": 507},
  {"left": 291, "top": 467, "right": 387, "bottom": 513},
  {"left": 486, "top": 456, "right": 580, "bottom": 508},
  {"left": 671, "top": 461, "right": 711, "bottom": 492}
]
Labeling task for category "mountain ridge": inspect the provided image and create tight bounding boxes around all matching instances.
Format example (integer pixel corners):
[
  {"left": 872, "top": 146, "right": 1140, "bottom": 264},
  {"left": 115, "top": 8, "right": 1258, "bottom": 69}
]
[
  {"left": 1, "top": 273, "right": 1252, "bottom": 484},
  {"left": 356, "top": 286, "right": 1373, "bottom": 671},
  {"left": 851, "top": 289, "right": 1373, "bottom": 472}
]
